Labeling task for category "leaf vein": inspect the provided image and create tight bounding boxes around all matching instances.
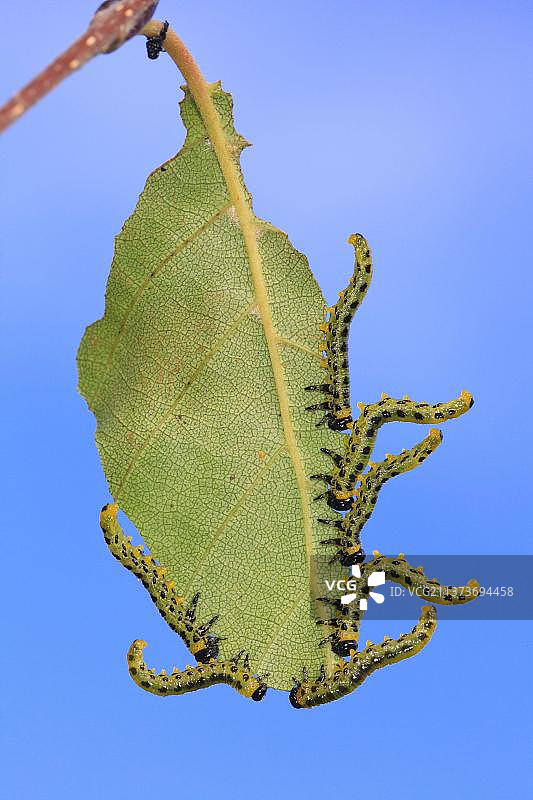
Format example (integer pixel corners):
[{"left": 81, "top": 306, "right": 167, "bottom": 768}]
[
  {"left": 183, "top": 443, "right": 288, "bottom": 595},
  {"left": 114, "top": 299, "right": 256, "bottom": 500},
  {"left": 94, "top": 200, "right": 233, "bottom": 406}
]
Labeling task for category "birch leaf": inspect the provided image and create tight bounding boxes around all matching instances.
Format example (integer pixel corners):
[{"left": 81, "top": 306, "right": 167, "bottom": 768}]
[{"left": 77, "top": 82, "right": 343, "bottom": 690}]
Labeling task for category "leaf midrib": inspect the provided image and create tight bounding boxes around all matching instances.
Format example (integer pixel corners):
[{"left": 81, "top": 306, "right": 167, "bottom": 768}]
[{"left": 183, "top": 79, "right": 316, "bottom": 583}]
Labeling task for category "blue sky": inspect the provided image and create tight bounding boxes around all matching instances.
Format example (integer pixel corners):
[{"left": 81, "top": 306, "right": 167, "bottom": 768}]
[{"left": 1, "top": 1, "right": 532, "bottom": 797}]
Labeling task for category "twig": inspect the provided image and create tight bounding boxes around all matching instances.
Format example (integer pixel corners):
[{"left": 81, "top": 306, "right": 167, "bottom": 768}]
[{"left": 0, "top": 0, "right": 159, "bottom": 135}]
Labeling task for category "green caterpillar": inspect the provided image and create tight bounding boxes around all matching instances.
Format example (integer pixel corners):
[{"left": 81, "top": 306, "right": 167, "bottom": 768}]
[
  {"left": 100, "top": 504, "right": 269, "bottom": 702},
  {"left": 100, "top": 504, "right": 221, "bottom": 663},
  {"left": 312, "top": 390, "right": 474, "bottom": 511},
  {"left": 305, "top": 233, "right": 373, "bottom": 431},
  {"left": 127, "top": 641, "right": 268, "bottom": 702},
  {"left": 290, "top": 604, "right": 437, "bottom": 708},
  {"left": 369, "top": 553, "right": 480, "bottom": 603},
  {"left": 314, "top": 552, "right": 478, "bottom": 659},
  {"left": 318, "top": 427, "right": 444, "bottom": 566},
  {"left": 315, "top": 603, "right": 362, "bottom": 657}
]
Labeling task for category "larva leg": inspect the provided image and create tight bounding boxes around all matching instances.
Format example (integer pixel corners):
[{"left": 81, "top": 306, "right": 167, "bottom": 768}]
[
  {"left": 99, "top": 504, "right": 222, "bottom": 663},
  {"left": 367, "top": 553, "right": 480, "bottom": 604},
  {"left": 315, "top": 606, "right": 361, "bottom": 657},
  {"left": 303, "top": 383, "right": 332, "bottom": 395},
  {"left": 309, "top": 473, "right": 333, "bottom": 484},
  {"left": 305, "top": 401, "right": 333, "bottom": 413},
  {"left": 318, "top": 428, "right": 443, "bottom": 566},
  {"left": 305, "top": 233, "right": 373, "bottom": 431},
  {"left": 289, "top": 605, "right": 437, "bottom": 708},
  {"left": 127, "top": 642, "right": 268, "bottom": 701},
  {"left": 320, "top": 447, "right": 344, "bottom": 467},
  {"left": 325, "top": 390, "right": 474, "bottom": 505}
]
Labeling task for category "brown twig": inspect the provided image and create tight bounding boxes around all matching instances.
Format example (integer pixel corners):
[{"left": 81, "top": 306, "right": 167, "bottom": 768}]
[{"left": 0, "top": 0, "right": 159, "bottom": 135}]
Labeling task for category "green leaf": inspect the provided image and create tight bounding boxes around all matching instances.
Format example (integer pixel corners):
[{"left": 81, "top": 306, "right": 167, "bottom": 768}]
[{"left": 78, "top": 81, "right": 344, "bottom": 689}]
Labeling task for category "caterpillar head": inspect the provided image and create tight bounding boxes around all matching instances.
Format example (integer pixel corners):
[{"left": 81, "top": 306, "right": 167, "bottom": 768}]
[
  {"left": 193, "top": 634, "right": 220, "bottom": 663},
  {"left": 251, "top": 683, "right": 268, "bottom": 702}
]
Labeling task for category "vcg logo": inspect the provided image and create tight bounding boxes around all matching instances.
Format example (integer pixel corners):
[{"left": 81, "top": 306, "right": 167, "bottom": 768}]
[{"left": 324, "top": 565, "right": 386, "bottom": 610}]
